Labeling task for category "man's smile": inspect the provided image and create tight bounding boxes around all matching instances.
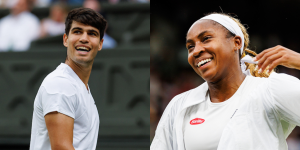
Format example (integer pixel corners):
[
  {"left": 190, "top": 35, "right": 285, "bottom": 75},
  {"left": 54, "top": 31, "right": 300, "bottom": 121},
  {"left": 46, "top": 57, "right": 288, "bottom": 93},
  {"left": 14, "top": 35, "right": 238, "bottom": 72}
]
[{"left": 75, "top": 45, "right": 91, "bottom": 52}]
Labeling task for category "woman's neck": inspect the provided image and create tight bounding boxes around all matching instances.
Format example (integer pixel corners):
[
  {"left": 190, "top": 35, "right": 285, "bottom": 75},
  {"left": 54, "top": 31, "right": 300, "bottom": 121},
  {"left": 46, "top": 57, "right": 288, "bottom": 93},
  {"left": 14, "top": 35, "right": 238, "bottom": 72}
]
[{"left": 207, "top": 71, "right": 246, "bottom": 103}]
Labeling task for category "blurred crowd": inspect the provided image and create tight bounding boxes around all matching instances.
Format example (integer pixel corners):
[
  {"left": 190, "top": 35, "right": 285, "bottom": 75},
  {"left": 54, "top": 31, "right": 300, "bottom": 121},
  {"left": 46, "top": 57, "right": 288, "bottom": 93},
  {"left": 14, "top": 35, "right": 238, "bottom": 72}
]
[
  {"left": 0, "top": 0, "right": 149, "bottom": 52},
  {"left": 150, "top": 8, "right": 300, "bottom": 150},
  {"left": 0, "top": 0, "right": 150, "bottom": 8}
]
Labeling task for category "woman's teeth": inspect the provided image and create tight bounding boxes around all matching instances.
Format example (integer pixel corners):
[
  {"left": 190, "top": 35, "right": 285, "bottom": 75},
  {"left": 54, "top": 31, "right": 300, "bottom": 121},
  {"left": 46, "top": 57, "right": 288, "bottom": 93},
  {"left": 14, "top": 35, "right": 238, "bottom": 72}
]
[{"left": 197, "top": 58, "right": 212, "bottom": 67}]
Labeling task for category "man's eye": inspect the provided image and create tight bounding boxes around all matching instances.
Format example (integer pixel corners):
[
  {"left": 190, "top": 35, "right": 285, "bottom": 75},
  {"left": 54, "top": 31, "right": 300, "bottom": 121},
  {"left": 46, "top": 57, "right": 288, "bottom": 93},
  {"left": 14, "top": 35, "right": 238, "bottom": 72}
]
[
  {"left": 74, "top": 31, "right": 81, "bottom": 34},
  {"left": 89, "top": 33, "right": 96, "bottom": 36}
]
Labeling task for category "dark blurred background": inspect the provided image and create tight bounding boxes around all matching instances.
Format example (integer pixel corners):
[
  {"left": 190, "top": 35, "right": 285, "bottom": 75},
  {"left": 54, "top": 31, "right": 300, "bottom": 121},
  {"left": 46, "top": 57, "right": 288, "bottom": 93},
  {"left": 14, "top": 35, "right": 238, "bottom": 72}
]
[
  {"left": 0, "top": 0, "right": 149, "bottom": 149},
  {"left": 150, "top": 0, "right": 300, "bottom": 149}
]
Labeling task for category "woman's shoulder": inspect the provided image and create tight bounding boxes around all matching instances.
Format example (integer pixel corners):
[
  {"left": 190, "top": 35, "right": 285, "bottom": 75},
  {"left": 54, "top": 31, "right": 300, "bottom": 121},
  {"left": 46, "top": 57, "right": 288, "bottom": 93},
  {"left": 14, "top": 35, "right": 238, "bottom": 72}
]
[
  {"left": 167, "top": 88, "right": 193, "bottom": 109},
  {"left": 172, "top": 82, "right": 207, "bottom": 101},
  {"left": 159, "top": 82, "right": 208, "bottom": 127},
  {"left": 250, "top": 72, "right": 298, "bottom": 81},
  {"left": 269, "top": 72, "right": 299, "bottom": 81},
  {"left": 166, "top": 82, "right": 208, "bottom": 112},
  {"left": 268, "top": 72, "right": 300, "bottom": 94},
  {"left": 250, "top": 72, "right": 300, "bottom": 87},
  {"left": 247, "top": 72, "right": 300, "bottom": 100}
]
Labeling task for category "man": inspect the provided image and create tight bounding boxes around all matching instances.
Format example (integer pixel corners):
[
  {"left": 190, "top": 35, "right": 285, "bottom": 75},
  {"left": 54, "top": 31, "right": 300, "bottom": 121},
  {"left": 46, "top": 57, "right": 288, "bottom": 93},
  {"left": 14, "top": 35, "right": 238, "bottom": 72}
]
[
  {"left": 29, "top": 7, "right": 107, "bottom": 150},
  {"left": 0, "top": 0, "right": 40, "bottom": 52}
]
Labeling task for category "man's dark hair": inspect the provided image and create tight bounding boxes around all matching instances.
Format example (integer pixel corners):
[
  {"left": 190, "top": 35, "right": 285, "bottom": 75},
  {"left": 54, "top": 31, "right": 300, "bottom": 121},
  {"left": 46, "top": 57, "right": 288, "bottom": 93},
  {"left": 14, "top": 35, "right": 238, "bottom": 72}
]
[{"left": 65, "top": 7, "right": 107, "bottom": 40}]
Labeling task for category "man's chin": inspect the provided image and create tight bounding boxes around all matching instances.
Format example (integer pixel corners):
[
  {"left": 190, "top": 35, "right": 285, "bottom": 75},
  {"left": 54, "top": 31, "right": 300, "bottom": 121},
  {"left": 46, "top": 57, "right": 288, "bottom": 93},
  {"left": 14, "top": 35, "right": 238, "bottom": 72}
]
[{"left": 74, "top": 58, "right": 93, "bottom": 65}]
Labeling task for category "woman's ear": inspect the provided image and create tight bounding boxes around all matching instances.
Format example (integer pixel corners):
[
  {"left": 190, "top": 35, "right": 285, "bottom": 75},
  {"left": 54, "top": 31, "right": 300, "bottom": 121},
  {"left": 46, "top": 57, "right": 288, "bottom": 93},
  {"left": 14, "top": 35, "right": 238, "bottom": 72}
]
[{"left": 234, "top": 36, "right": 242, "bottom": 51}]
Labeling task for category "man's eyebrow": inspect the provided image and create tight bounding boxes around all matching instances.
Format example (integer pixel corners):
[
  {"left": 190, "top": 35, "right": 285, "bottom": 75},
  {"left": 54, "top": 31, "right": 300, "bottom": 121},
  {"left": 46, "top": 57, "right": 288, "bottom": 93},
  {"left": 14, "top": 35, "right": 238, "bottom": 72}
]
[
  {"left": 71, "top": 28, "right": 100, "bottom": 35},
  {"left": 186, "top": 30, "right": 212, "bottom": 44},
  {"left": 88, "top": 29, "right": 99, "bottom": 35},
  {"left": 71, "top": 27, "right": 82, "bottom": 31}
]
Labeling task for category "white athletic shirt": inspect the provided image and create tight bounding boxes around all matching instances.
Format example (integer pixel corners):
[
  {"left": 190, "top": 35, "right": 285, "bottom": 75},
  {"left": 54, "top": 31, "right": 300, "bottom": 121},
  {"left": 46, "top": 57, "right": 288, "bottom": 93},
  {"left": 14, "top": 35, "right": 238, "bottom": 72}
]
[
  {"left": 29, "top": 63, "right": 100, "bottom": 150},
  {"left": 183, "top": 76, "right": 249, "bottom": 150},
  {"left": 151, "top": 73, "right": 299, "bottom": 150}
]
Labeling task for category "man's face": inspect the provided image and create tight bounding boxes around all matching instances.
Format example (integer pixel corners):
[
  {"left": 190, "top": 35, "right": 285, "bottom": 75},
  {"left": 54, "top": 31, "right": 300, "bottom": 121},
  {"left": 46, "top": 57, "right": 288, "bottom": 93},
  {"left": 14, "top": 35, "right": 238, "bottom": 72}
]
[{"left": 63, "top": 21, "right": 103, "bottom": 66}]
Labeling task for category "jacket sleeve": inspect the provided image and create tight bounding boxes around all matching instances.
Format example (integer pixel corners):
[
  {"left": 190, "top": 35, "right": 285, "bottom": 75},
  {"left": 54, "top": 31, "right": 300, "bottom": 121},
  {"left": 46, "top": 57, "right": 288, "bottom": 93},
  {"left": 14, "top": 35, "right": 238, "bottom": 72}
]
[
  {"left": 268, "top": 72, "right": 300, "bottom": 126},
  {"left": 150, "top": 93, "right": 185, "bottom": 150}
]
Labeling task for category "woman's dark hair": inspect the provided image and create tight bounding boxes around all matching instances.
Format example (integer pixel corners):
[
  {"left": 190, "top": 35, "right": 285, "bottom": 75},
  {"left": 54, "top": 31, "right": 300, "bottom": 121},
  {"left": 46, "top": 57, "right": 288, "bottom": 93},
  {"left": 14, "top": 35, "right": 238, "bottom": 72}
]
[{"left": 65, "top": 7, "right": 107, "bottom": 40}]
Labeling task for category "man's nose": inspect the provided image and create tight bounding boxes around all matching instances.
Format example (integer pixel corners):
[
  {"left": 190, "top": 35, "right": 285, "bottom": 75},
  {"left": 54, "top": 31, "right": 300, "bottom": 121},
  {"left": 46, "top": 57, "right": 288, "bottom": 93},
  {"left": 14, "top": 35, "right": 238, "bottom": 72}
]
[{"left": 79, "top": 32, "right": 89, "bottom": 43}]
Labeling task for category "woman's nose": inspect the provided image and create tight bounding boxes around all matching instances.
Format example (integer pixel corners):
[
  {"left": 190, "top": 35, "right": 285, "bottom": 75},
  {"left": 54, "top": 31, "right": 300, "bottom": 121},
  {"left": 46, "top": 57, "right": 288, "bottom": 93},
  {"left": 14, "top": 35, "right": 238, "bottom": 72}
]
[{"left": 193, "top": 44, "right": 204, "bottom": 57}]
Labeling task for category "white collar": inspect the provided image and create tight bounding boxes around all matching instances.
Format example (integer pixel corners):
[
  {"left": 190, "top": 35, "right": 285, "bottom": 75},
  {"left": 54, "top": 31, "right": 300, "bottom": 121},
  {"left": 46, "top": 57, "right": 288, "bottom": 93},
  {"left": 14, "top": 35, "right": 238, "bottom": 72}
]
[{"left": 182, "top": 82, "right": 209, "bottom": 109}]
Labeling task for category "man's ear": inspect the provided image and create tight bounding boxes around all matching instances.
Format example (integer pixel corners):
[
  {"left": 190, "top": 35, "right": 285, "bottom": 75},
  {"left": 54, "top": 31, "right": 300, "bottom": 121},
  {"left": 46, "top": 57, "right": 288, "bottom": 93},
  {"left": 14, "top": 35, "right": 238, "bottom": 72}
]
[
  {"left": 233, "top": 35, "right": 242, "bottom": 52},
  {"left": 63, "top": 33, "right": 68, "bottom": 47},
  {"left": 98, "top": 39, "right": 104, "bottom": 51}
]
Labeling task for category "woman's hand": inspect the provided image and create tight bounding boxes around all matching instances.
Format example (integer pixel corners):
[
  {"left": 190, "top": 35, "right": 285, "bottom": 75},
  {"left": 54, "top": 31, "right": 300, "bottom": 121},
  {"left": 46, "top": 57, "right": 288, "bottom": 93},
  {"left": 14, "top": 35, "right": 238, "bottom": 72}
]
[{"left": 254, "top": 45, "right": 300, "bottom": 73}]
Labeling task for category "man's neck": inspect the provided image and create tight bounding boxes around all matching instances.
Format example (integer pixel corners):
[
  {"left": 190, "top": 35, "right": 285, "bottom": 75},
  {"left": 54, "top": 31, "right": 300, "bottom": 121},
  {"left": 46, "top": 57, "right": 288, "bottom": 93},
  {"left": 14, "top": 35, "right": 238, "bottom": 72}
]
[{"left": 65, "top": 59, "right": 93, "bottom": 90}]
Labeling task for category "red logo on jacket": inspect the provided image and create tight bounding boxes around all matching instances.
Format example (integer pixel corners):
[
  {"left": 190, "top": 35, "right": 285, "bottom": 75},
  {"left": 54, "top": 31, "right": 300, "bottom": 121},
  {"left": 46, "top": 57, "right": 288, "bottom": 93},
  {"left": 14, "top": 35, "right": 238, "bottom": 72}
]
[{"left": 190, "top": 118, "right": 205, "bottom": 125}]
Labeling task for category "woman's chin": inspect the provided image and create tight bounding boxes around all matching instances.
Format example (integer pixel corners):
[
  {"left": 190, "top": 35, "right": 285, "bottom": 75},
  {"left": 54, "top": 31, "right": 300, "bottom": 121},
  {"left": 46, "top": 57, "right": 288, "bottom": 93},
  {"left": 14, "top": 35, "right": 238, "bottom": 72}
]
[{"left": 199, "top": 70, "right": 216, "bottom": 82}]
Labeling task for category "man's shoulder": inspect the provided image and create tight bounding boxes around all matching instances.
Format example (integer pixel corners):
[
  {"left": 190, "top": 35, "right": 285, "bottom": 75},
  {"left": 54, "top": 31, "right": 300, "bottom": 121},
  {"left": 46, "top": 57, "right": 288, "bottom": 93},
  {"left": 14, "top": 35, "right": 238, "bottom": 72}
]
[{"left": 41, "top": 67, "right": 78, "bottom": 96}]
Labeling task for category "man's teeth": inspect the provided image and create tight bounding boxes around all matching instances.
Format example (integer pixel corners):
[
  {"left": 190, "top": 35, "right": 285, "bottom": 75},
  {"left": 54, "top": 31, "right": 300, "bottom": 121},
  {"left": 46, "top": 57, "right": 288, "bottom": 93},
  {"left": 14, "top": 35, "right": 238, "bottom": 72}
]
[
  {"left": 76, "top": 47, "right": 89, "bottom": 51},
  {"left": 197, "top": 58, "right": 212, "bottom": 67}
]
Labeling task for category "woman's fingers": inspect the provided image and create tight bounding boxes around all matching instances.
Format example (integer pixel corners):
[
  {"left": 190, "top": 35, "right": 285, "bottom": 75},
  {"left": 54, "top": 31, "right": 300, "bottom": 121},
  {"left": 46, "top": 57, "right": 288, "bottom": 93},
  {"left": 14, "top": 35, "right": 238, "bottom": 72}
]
[
  {"left": 259, "top": 52, "right": 283, "bottom": 73},
  {"left": 268, "top": 56, "right": 284, "bottom": 73},
  {"left": 254, "top": 45, "right": 300, "bottom": 72},
  {"left": 256, "top": 47, "right": 281, "bottom": 72},
  {"left": 255, "top": 45, "right": 281, "bottom": 61}
]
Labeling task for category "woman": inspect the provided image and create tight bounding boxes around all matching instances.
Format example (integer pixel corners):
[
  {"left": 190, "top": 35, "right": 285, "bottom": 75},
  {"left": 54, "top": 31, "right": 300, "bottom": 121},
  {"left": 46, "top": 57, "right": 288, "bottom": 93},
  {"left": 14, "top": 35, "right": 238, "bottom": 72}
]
[{"left": 150, "top": 13, "right": 300, "bottom": 150}]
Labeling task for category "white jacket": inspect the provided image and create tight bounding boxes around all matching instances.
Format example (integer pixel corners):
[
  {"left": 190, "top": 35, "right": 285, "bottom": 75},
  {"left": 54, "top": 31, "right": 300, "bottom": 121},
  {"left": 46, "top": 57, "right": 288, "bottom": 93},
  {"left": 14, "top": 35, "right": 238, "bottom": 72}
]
[{"left": 151, "top": 73, "right": 300, "bottom": 150}]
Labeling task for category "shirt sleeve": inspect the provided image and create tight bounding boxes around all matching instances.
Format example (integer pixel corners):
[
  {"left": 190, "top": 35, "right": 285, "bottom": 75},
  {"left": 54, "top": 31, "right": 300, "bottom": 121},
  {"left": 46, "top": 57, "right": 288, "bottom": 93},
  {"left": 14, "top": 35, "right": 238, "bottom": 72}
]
[
  {"left": 268, "top": 72, "right": 300, "bottom": 126},
  {"left": 41, "top": 77, "right": 78, "bottom": 119}
]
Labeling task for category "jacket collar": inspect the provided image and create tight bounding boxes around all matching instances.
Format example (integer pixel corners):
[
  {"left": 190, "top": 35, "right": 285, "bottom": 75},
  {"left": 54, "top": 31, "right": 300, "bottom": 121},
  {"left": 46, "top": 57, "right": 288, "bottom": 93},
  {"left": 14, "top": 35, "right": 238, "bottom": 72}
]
[
  {"left": 183, "top": 74, "right": 252, "bottom": 109},
  {"left": 182, "top": 82, "right": 209, "bottom": 110},
  {"left": 174, "top": 82, "right": 209, "bottom": 150}
]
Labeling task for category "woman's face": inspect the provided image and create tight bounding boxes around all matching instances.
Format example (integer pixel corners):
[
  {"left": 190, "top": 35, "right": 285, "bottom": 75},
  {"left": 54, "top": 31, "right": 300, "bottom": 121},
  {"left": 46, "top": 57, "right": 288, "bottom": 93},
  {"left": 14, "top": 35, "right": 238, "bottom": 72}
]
[{"left": 186, "top": 19, "right": 240, "bottom": 82}]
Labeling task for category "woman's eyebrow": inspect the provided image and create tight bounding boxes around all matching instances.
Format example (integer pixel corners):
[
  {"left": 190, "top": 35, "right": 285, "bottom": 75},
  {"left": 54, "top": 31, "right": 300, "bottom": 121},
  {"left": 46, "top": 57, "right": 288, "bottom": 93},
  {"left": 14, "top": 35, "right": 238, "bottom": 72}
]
[
  {"left": 186, "top": 39, "right": 193, "bottom": 44},
  {"left": 186, "top": 30, "right": 213, "bottom": 44},
  {"left": 197, "top": 30, "right": 208, "bottom": 38}
]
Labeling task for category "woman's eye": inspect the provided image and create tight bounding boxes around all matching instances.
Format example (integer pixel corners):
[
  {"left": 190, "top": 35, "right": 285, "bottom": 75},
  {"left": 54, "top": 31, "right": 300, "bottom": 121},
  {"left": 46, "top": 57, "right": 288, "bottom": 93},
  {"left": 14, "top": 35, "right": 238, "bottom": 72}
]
[
  {"left": 187, "top": 45, "right": 194, "bottom": 53},
  {"left": 188, "top": 45, "right": 194, "bottom": 49},
  {"left": 203, "top": 36, "right": 211, "bottom": 42}
]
